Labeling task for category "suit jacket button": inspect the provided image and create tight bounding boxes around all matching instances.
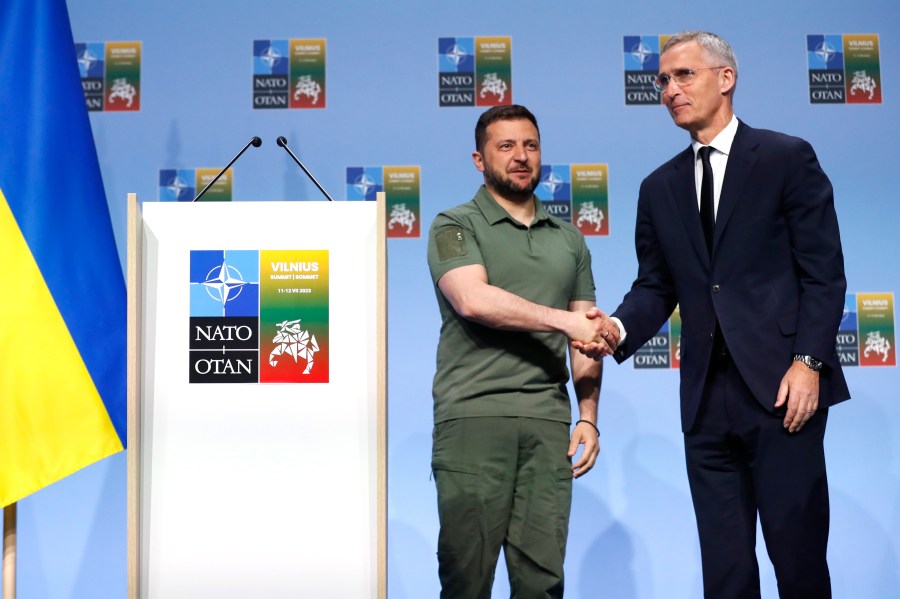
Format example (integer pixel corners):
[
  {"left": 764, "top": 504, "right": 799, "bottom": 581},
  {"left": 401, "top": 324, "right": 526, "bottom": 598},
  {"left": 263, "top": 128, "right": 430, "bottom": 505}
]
[{"left": 712, "top": 284, "right": 721, "bottom": 293}]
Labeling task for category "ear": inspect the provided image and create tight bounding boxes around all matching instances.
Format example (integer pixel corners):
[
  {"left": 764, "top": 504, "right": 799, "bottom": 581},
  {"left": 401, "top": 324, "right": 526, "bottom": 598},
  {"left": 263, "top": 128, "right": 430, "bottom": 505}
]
[
  {"left": 472, "top": 151, "right": 485, "bottom": 173},
  {"left": 720, "top": 66, "right": 736, "bottom": 96}
]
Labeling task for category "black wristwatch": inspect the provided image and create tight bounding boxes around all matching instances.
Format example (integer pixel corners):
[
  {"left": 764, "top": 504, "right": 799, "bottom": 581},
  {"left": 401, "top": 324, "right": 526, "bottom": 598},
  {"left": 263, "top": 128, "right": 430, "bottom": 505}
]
[{"left": 793, "top": 354, "right": 823, "bottom": 372}]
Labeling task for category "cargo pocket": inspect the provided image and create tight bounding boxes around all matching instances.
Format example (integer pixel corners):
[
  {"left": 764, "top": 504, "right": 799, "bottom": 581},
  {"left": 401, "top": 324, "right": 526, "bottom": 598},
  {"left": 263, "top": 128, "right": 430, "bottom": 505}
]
[{"left": 432, "top": 459, "right": 484, "bottom": 566}]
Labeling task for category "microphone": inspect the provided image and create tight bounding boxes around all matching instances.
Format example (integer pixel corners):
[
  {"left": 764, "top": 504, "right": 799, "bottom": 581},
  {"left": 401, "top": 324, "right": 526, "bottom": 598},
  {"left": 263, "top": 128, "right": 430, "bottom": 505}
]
[
  {"left": 276, "top": 136, "right": 335, "bottom": 202},
  {"left": 192, "top": 136, "right": 262, "bottom": 202}
]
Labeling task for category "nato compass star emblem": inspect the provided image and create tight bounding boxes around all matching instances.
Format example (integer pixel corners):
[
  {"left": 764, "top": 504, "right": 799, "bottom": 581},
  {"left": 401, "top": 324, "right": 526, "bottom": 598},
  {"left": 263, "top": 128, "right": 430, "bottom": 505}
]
[
  {"left": 814, "top": 41, "right": 837, "bottom": 65},
  {"left": 354, "top": 173, "right": 377, "bottom": 197},
  {"left": 630, "top": 42, "right": 654, "bottom": 66},
  {"left": 446, "top": 44, "right": 468, "bottom": 67},
  {"left": 77, "top": 48, "right": 98, "bottom": 74},
  {"left": 202, "top": 261, "right": 247, "bottom": 305},
  {"left": 542, "top": 170, "right": 565, "bottom": 195},
  {"left": 165, "top": 174, "right": 191, "bottom": 201},
  {"left": 260, "top": 44, "right": 283, "bottom": 70}
]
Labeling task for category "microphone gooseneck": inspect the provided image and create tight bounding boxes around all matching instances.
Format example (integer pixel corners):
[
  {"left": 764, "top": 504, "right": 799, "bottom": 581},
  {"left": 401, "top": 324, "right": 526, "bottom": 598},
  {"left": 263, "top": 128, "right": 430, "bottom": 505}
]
[
  {"left": 191, "top": 136, "right": 262, "bottom": 202},
  {"left": 277, "top": 136, "right": 335, "bottom": 202}
]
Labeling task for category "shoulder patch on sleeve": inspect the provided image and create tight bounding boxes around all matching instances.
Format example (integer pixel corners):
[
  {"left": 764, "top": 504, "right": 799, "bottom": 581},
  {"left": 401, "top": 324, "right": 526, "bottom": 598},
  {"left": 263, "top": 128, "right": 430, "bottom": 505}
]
[{"left": 435, "top": 226, "right": 468, "bottom": 262}]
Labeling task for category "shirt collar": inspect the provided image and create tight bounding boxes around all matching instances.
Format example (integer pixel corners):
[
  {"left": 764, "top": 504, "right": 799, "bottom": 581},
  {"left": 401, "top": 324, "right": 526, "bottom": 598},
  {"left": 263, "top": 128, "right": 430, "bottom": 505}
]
[
  {"left": 692, "top": 114, "right": 739, "bottom": 158},
  {"left": 473, "top": 185, "right": 554, "bottom": 227}
]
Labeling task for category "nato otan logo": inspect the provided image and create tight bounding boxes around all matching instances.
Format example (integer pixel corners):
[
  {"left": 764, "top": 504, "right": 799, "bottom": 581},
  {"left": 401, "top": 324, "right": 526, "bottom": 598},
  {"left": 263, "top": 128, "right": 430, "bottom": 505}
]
[
  {"left": 190, "top": 250, "right": 261, "bottom": 383},
  {"left": 807, "top": 34, "right": 882, "bottom": 104},
  {"left": 76, "top": 41, "right": 141, "bottom": 111},
  {"left": 439, "top": 36, "right": 512, "bottom": 107},
  {"left": 634, "top": 308, "right": 681, "bottom": 369},
  {"left": 623, "top": 35, "right": 667, "bottom": 105},
  {"left": 253, "top": 39, "right": 326, "bottom": 109}
]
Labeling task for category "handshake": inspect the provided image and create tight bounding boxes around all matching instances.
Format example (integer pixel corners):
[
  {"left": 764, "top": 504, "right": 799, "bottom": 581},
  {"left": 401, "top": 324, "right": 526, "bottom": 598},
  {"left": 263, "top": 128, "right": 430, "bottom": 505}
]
[{"left": 568, "top": 307, "right": 620, "bottom": 359}]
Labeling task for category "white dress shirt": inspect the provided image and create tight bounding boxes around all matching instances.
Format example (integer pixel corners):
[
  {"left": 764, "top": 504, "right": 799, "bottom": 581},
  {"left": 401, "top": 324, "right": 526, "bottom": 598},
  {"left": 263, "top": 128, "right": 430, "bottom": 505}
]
[{"left": 610, "top": 115, "right": 739, "bottom": 344}]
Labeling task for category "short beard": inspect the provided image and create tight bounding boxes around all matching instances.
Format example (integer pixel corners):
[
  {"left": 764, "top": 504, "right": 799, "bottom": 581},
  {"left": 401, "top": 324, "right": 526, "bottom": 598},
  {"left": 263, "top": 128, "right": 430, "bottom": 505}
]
[{"left": 483, "top": 167, "right": 539, "bottom": 202}]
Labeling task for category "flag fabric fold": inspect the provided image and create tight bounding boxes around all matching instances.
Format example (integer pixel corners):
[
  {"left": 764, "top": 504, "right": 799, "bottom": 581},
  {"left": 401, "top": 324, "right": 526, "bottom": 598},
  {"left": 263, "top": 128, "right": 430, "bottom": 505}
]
[{"left": 0, "top": 0, "right": 127, "bottom": 508}]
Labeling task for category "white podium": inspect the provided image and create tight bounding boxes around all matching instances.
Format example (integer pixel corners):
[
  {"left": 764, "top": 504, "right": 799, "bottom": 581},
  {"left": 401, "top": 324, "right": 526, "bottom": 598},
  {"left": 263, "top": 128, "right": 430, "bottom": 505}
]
[{"left": 126, "top": 195, "right": 387, "bottom": 598}]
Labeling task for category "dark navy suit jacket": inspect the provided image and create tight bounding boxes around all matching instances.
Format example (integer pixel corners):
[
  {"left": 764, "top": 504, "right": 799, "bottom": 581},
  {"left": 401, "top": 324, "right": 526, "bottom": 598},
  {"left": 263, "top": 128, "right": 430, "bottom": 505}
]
[{"left": 613, "top": 121, "right": 850, "bottom": 432}]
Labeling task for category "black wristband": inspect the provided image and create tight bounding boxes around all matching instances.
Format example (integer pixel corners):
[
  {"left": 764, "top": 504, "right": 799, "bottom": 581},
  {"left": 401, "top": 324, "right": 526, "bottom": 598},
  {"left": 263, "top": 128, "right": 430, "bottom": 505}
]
[{"left": 576, "top": 419, "right": 600, "bottom": 437}]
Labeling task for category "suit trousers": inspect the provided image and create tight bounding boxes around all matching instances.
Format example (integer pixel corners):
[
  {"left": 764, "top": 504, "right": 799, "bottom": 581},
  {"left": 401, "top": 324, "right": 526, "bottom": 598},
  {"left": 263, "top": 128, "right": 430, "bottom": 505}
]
[
  {"left": 684, "top": 352, "right": 831, "bottom": 599},
  {"left": 432, "top": 416, "right": 573, "bottom": 599}
]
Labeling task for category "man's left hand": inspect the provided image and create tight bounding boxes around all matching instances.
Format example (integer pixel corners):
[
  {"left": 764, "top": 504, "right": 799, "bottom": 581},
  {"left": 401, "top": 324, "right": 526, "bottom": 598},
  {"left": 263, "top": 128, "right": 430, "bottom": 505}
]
[
  {"left": 568, "top": 421, "right": 600, "bottom": 478},
  {"left": 775, "top": 361, "right": 820, "bottom": 433}
]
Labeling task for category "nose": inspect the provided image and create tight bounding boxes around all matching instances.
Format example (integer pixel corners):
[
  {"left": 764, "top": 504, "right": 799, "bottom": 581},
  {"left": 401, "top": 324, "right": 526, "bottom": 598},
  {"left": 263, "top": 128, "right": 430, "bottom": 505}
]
[
  {"left": 512, "top": 144, "right": 528, "bottom": 161},
  {"left": 663, "top": 81, "right": 680, "bottom": 103}
]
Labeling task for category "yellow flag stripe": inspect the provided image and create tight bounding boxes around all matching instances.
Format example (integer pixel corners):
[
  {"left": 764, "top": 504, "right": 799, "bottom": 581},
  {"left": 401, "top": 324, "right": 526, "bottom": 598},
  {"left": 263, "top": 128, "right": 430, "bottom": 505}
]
[{"left": 0, "top": 190, "right": 123, "bottom": 507}]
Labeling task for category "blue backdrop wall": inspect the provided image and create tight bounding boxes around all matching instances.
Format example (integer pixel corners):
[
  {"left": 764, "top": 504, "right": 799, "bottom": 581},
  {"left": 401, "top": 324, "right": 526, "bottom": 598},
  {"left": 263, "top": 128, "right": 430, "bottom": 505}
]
[{"left": 3, "top": 0, "right": 899, "bottom": 597}]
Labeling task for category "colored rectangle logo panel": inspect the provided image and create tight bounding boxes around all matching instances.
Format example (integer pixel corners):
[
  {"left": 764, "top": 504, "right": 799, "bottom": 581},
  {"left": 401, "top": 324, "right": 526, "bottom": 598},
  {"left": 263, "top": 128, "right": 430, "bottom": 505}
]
[
  {"left": 259, "top": 250, "right": 329, "bottom": 383},
  {"left": 474, "top": 36, "right": 512, "bottom": 106},
  {"left": 623, "top": 35, "right": 665, "bottom": 105},
  {"left": 572, "top": 164, "right": 609, "bottom": 236},
  {"left": 844, "top": 34, "right": 881, "bottom": 104},
  {"left": 290, "top": 38, "right": 326, "bottom": 108},
  {"left": 104, "top": 41, "right": 141, "bottom": 111},
  {"left": 857, "top": 292, "right": 895, "bottom": 366},
  {"left": 438, "top": 37, "right": 475, "bottom": 106},
  {"left": 384, "top": 166, "right": 421, "bottom": 238},
  {"left": 194, "top": 168, "right": 233, "bottom": 202}
]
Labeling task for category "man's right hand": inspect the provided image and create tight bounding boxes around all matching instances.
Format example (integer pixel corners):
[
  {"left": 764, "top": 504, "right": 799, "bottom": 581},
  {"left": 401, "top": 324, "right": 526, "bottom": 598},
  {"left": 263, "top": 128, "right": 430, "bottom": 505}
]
[{"left": 569, "top": 308, "right": 619, "bottom": 358}]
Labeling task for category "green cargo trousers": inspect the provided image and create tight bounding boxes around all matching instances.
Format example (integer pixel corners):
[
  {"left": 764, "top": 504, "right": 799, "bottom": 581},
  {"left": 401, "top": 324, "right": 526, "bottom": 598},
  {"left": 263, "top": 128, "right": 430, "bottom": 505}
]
[{"left": 431, "top": 416, "right": 573, "bottom": 599}]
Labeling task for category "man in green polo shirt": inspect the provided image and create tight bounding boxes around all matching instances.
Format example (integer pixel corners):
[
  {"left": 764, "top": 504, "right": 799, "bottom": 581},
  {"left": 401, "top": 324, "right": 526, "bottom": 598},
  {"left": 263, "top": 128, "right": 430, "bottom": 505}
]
[{"left": 427, "top": 104, "right": 613, "bottom": 598}]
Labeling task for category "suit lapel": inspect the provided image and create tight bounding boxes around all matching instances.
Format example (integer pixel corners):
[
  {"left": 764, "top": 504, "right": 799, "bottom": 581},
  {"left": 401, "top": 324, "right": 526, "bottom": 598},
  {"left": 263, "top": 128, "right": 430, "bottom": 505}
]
[
  {"left": 668, "top": 146, "right": 710, "bottom": 266},
  {"left": 714, "top": 121, "right": 760, "bottom": 252}
]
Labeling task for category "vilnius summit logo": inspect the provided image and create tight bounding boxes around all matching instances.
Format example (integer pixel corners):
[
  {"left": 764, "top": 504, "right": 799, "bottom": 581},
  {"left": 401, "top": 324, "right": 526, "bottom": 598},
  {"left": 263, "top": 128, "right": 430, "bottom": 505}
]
[
  {"left": 439, "top": 36, "right": 512, "bottom": 107},
  {"left": 807, "top": 34, "right": 882, "bottom": 104},
  {"left": 253, "top": 39, "right": 327, "bottom": 109},
  {"left": 76, "top": 41, "right": 141, "bottom": 111}
]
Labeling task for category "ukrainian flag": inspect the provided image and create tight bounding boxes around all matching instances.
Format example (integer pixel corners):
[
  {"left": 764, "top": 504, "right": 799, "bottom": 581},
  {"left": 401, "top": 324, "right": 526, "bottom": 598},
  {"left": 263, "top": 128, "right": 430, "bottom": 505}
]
[{"left": 0, "top": 0, "right": 127, "bottom": 507}]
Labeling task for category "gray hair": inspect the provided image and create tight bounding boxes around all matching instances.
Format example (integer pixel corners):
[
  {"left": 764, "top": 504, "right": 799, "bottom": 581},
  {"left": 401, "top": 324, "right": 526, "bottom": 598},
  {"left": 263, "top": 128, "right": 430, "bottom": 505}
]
[{"left": 663, "top": 31, "right": 739, "bottom": 92}]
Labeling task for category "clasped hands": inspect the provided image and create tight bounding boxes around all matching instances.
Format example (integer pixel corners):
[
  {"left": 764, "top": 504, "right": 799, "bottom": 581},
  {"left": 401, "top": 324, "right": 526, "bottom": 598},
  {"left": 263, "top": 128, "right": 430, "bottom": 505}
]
[{"left": 570, "top": 307, "right": 619, "bottom": 359}]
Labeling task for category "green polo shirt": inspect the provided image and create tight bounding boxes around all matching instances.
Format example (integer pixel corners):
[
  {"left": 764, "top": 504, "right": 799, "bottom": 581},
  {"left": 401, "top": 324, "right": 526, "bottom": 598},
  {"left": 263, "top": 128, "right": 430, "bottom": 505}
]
[{"left": 427, "top": 185, "right": 596, "bottom": 424}]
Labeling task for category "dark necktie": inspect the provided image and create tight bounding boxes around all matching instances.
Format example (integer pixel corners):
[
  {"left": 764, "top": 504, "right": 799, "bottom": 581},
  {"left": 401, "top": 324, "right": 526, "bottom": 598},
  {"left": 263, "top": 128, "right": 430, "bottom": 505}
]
[
  {"left": 698, "top": 146, "right": 715, "bottom": 255},
  {"left": 698, "top": 146, "right": 726, "bottom": 358}
]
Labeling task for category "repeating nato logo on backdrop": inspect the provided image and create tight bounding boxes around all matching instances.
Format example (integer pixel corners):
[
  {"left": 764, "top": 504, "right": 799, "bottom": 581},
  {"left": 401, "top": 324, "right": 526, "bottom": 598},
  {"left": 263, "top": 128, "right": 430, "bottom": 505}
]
[
  {"left": 76, "top": 41, "right": 141, "bottom": 111},
  {"left": 189, "top": 249, "right": 330, "bottom": 383},
  {"left": 253, "top": 39, "right": 327, "bottom": 109},
  {"left": 158, "top": 168, "right": 233, "bottom": 202},
  {"left": 623, "top": 35, "right": 668, "bottom": 105},
  {"left": 346, "top": 166, "right": 421, "bottom": 238},
  {"left": 439, "top": 36, "right": 512, "bottom": 107},
  {"left": 634, "top": 293, "right": 896, "bottom": 369},
  {"left": 807, "top": 34, "right": 882, "bottom": 104},
  {"left": 536, "top": 164, "right": 609, "bottom": 236}
]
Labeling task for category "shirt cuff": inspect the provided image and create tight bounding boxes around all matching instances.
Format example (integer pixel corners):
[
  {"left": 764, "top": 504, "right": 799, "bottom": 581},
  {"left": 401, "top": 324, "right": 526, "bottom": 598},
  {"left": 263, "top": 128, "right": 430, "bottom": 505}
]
[{"left": 610, "top": 317, "right": 627, "bottom": 343}]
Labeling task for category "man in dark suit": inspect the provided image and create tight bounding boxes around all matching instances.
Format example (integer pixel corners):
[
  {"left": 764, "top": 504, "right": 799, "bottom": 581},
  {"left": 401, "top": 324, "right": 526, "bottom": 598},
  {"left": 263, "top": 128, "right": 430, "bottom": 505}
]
[{"left": 582, "top": 31, "right": 850, "bottom": 598}]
